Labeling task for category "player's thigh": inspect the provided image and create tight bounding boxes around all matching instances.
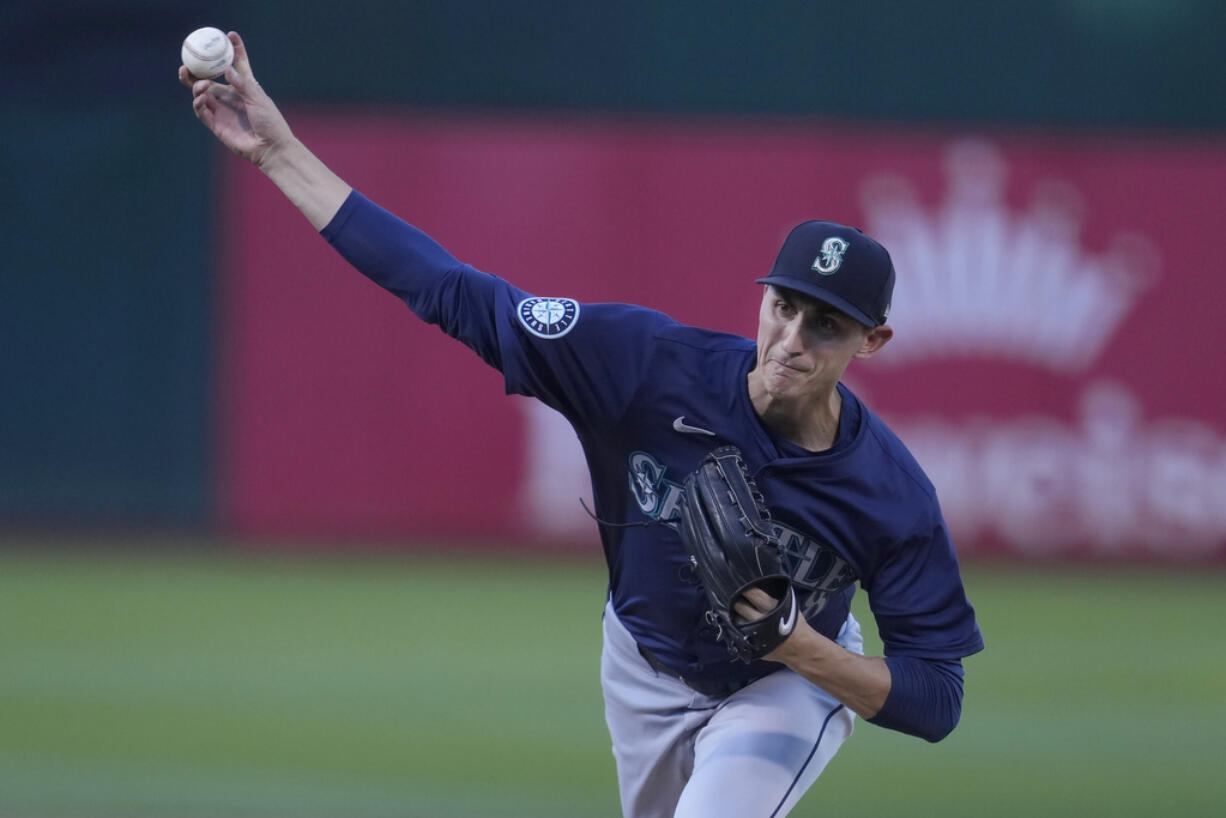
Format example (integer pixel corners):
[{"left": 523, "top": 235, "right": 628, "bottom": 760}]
[
  {"left": 674, "top": 669, "right": 855, "bottom": 818},
  {"left": 601, "top": 602, "right": 718, "bottom": 818}
]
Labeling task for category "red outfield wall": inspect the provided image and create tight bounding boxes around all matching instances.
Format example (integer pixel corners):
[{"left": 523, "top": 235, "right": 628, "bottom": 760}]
[{"left": 218, "top": 115, "right": 1226, "bottom": 560}]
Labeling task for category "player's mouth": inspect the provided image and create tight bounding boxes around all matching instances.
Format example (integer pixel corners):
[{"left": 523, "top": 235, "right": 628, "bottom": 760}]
[{"left": 767, "top": 356, "right": 808, "bottom": 374}]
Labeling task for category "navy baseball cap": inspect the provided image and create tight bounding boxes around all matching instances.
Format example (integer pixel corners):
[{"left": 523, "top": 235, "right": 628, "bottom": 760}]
[{"left": 755, "top": 221, "right": 895, "bottom": 327}]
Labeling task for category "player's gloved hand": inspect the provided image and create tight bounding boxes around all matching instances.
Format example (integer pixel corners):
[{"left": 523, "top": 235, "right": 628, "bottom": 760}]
[
  {"left": 678, "top": 446, "right": 800, "bottom": 663},
  {"left": 179, "top": 31, "right": 294, "bottom": 169},
  {"left": 733, "top": 587, "right": 812, "bottom": 662}
]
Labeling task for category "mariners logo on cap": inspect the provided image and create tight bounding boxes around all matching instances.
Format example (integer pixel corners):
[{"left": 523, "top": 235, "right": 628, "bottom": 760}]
[
  {"left": 812, "top": 237, "right": 849, "bottom": 275},
  {"left": 517, "top": 296, "right": 580, "bottom": 338}
]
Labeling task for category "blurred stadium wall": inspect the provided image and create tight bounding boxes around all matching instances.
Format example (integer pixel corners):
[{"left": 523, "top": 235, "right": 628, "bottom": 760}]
[{"left": 3, "top": 0, "right": 1224, "bottom": 559}]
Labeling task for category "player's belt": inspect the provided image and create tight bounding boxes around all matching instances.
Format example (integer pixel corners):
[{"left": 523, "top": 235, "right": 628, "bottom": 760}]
[{"left": 637, "top": 644, "right": 751, "bottom": 699}]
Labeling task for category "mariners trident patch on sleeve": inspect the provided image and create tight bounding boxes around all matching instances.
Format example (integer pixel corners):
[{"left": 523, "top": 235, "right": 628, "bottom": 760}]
[{"left": 516, "top": 297, "right": 581, "bottom": 338}]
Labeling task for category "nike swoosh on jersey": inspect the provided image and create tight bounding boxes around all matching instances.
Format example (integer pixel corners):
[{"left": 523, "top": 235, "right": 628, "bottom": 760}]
[
  {"left": 672, "top": 416, "right": 715, "bottom": 436},
  {"left": 778, "top": 592, "right": 798, "bottom": 635}
]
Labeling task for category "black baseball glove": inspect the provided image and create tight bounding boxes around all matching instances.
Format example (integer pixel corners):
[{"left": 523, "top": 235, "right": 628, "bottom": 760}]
[{"left": 678, "top": 446, "right": 798, "bottom": 663}]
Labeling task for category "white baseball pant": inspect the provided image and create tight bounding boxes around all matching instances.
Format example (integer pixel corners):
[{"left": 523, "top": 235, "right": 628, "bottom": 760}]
[{"left": 600, "top": 601, "right": 862, "bottom": 818}]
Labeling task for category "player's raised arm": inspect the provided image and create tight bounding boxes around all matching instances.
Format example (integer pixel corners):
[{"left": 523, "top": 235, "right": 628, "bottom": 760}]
[{"left": 180, "top": 31, "right": 351, "bottom": 230}]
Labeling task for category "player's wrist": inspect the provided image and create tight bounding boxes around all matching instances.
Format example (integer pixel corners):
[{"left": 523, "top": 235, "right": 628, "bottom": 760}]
[
  {"left": 766, "top": 617, "right": 827, "bottom": 665},
  {"left": 253, "top": 132, "right": 303, "bottom": 176}
]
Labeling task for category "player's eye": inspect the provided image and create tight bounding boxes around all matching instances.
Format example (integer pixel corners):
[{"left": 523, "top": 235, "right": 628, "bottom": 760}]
[{"left": 811, "top": 314, "right": 841, "bottom": 337}]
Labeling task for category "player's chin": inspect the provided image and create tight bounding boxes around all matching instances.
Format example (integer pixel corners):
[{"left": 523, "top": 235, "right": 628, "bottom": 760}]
[{"left": 762, "top": 371, "right": 806, "bottom": 400}]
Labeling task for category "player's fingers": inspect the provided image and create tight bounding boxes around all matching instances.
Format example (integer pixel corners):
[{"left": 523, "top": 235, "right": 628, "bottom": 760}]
[
  {"left": 191, "top": 78, "right": 238, "bottom": 111},
  {"left": 228, "top": 31, "right": 252, "bottom": 76},
  {"left": 732, "top": 598, "right": 760, "bottom": 623},
  {"left": 191, "top": 91, "right": 213, "bottom": 124},
  {"left": 741, "top": 587, "right": 779, "bottom": 611},
  {"left": 223, "top": 65, "right": 250, "bottom": 95},
  {"left": 190, "top": 80, "right": 224, "bottom": 112},
  {"left": 192, "top": 87, "right": 216, "bottom": 109},
  {"left": 180, "top": 66, "right": 217, "bottom": 89}
]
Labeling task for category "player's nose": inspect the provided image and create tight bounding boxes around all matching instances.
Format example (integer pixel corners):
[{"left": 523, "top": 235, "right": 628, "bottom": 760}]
[{"left": 778, "top": 317, "right": 806, "bottom": 353}]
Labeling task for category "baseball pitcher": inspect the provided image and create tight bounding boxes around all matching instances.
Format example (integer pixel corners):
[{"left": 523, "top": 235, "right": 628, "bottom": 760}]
[{"left": 183, "top": 32, "right": 984, "bottom": 818}]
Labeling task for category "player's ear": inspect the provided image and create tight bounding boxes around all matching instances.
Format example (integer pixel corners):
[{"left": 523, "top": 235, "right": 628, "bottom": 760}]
[{"left": 853, "top": 324, "right": 893, "bottom": 359}]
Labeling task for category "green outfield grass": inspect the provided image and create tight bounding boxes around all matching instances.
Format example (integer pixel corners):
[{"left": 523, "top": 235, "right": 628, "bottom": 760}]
[{"left": 1, "top": 545, "right": 1223, "bottom": 817}]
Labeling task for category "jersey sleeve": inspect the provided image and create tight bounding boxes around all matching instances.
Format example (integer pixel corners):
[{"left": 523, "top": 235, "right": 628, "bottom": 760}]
[
  {"left": 321, "top": 190, "right": 671, "bottom": 427},
  {"left": 496, "top": 299, "right": 676, "bottom": 427},
  {"left": 862, "top": 516, "right": 985, "bottom": 661},
  {"left": 867, "top": 656, "right": 964, "bottom": 743}
]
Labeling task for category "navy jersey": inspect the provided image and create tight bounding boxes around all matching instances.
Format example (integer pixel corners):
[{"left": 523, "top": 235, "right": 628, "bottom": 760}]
[{"left": 323, "top": 192, "right": 984, "bottom": 693}]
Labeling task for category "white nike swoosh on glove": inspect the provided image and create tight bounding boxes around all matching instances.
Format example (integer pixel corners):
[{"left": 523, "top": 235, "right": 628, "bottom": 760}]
[{"left": 778, "top": 594, "right": 797, "bottom": 634}]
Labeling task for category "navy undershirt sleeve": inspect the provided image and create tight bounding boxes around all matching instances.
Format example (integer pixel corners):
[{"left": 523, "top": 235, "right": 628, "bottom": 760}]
[
  {"left": 868, "top": 656, "right": 964, "bottom": 742},
  {"left": 321, "top": 191, "right": 463, "bottom": 302},
  {"left": 321, "top": 191, "right": 525, "bottom": 372},
  {"left": 319, "top": 190, "right": 666, "bottom": 424}
]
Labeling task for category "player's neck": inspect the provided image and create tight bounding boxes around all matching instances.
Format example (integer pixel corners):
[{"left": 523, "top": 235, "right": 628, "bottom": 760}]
[{"left": 748, "top": 378, "right": 842, "bottom": 453}]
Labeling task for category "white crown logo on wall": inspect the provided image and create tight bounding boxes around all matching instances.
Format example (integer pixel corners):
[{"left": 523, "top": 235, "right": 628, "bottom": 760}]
[{"left": 860, "top": 139, "right": 1159, "bottom": 372}]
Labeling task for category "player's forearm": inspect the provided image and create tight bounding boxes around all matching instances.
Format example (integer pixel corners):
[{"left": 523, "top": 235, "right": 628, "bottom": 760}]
[
  {"left": 257, "top": 137, "right": 352, "bottom": 231},
  {"left": 773, "top": 627, "right": 892, "bottom": 719},
  {"left": 776, "top": 631, "right": 966, "bottom": 741}
]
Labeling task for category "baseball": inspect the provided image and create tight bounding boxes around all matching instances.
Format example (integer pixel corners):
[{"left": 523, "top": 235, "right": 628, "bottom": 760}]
[{"left": 181, "top": 27, "right": 234, "bottom": 80}]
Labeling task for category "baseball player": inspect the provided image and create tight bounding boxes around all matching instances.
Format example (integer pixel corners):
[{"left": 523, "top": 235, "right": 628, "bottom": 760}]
[{"left": 183, "top": 33, "right": 983, "bottom": 818}]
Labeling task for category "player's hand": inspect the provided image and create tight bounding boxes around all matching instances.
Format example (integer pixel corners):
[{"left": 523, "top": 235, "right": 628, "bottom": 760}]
[
  {"left": 734, "top": 587, "right": 811, "bottom": 663},
  {"left": 180, "top": 31, "right": 293, "bottom": 168},
  {"left": 732, "top": 586, "right": 779, "bottom": 623}
]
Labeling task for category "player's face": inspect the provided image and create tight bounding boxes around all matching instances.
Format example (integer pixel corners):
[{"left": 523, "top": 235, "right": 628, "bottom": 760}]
[{"left": 752, "top": 286, "right": 874, "bottom": 402}]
